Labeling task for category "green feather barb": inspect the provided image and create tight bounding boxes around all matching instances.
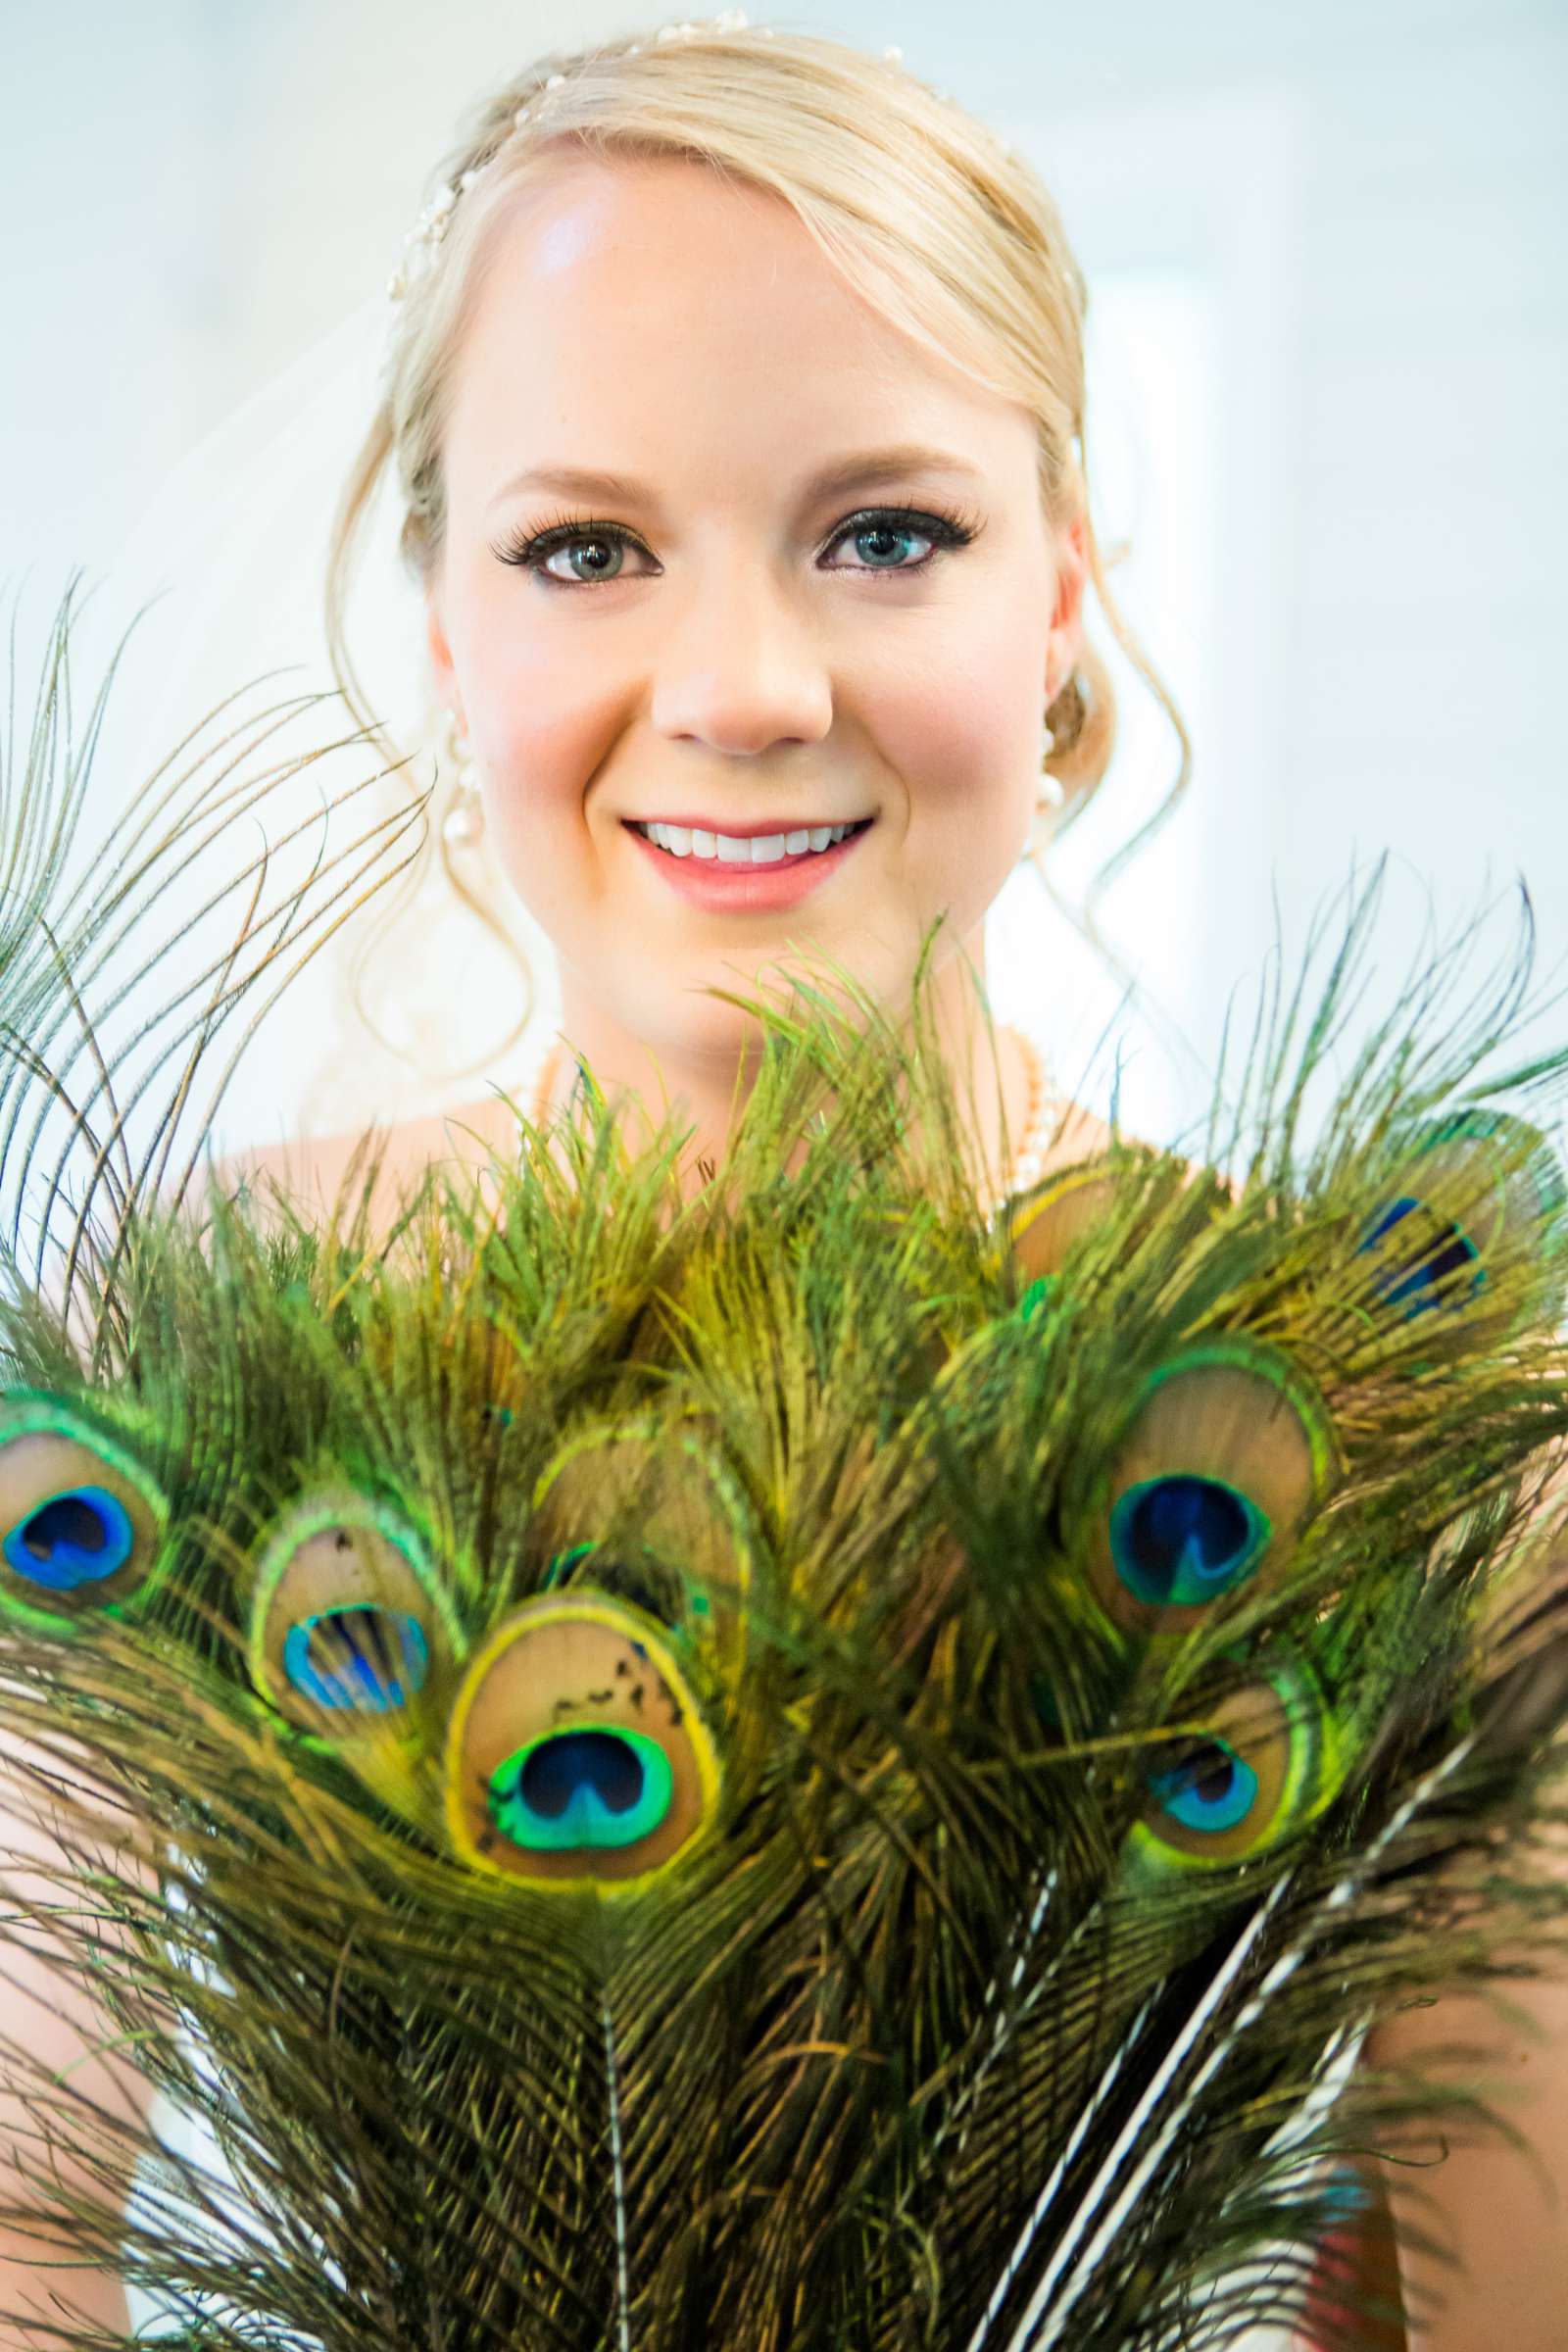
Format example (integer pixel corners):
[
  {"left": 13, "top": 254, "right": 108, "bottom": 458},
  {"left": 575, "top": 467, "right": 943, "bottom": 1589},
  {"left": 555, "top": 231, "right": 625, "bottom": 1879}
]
[{"left": 0, "top": 613, "right": 1566, "bottom": 2351}]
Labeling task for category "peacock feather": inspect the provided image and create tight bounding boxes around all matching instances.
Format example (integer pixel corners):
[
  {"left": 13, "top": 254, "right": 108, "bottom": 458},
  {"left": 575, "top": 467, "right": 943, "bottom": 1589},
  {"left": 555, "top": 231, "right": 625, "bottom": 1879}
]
[{"left": 1, "top": 611, "right": 1566, "bottom": 2352}]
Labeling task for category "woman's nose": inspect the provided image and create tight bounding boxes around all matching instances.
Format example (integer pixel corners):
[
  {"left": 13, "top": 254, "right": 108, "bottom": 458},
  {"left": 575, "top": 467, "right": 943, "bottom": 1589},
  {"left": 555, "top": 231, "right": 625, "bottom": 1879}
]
[{"left": 648, "top": 568, "right": 835, "bottom": 757}]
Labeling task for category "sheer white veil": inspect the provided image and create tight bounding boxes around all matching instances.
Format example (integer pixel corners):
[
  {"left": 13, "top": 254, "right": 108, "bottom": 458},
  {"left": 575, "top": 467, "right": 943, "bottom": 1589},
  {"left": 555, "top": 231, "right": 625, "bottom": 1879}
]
[{"left": 84, "top": 294, "right": 561, "bottom": 1164}]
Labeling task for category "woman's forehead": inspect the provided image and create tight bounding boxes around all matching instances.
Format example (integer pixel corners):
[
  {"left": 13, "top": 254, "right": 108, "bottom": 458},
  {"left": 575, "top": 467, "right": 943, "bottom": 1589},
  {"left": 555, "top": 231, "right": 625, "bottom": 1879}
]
[
  {"left": 479, "top": 150, "right": 820, "bottom": 293},
  {"left": 446, "top": 154, "right": 1028, "bottom": 506}
]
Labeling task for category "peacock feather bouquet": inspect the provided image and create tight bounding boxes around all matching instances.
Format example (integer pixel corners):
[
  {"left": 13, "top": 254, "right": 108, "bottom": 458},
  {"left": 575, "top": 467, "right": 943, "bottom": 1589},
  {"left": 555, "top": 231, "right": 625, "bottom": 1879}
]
[{"left": 1, "top": 606, "right": 1566, "bottom": 2351}]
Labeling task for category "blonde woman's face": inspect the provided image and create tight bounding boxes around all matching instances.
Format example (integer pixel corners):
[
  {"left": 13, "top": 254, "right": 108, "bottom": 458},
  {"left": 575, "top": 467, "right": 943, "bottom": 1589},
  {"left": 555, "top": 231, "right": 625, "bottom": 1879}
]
[{"left": 425, "top": 151, "right": 1085, "bottom": 1070}]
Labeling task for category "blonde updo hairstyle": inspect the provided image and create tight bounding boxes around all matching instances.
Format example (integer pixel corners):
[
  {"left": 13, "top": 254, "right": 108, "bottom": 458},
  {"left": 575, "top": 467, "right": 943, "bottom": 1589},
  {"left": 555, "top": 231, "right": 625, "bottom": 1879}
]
[{"left": 326, "top": 18, "right": 1189, "bottom": 1084}]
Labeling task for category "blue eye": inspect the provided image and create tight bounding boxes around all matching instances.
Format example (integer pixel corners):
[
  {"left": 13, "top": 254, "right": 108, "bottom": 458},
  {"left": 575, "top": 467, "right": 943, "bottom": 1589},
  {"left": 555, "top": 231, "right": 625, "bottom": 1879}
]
[
  {"left": 281, "top": 1606, "right": 431, "bottom": 1712},
  {"left": 1109, "top": 1475, "right": 1270, "bottom": 1607},
  {"left": 1358, "top": 1196, "right": 1483, "bottom": 1317},
  {"left": 1148, "top": 1740, "right": 1258, "bottom": 1836},
  {"left": 488, "top": 1727, "right": 675, "bottom": 1853},
  {"left": 3, "top": 1486, "right": 135, "bottom": 1592}
]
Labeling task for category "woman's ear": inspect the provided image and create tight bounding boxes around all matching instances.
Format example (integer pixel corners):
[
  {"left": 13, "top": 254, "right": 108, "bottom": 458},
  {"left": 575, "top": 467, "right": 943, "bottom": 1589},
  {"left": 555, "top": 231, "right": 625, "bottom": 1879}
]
[
  {"left": 1046, "top": 513, "right": 1089, "bottom": 700},
  {"left": 424, "top": 589, "right": 461, "bottom": 719}
]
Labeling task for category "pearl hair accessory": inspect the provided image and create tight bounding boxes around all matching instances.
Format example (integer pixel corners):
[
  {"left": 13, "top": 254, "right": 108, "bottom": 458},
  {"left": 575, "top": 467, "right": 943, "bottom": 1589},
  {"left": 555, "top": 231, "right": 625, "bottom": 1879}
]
[
  {"left": 514, "top": 1022, "right": 1058, "bottom": 1216},
  {"left": 385, "top": 16, "right": 1014, "bottom": 309},
  {"left": 387, "top": 11, "right": 759, "bottom": 300}
]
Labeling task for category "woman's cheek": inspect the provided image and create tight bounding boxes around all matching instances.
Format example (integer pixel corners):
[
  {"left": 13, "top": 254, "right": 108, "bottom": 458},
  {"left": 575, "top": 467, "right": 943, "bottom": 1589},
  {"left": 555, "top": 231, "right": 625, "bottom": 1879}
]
[
  {"left": 486, "top": 743, "right": 576, "bottom": 859},
  {"left": 454, "top": 582, "right": 581, "bottom": 774},
  {"left": 478, "top": 694, "right": 609, "bottom": 834},
  {"left": 904, "top": 693, "right": 1029, "bottom": 858}
]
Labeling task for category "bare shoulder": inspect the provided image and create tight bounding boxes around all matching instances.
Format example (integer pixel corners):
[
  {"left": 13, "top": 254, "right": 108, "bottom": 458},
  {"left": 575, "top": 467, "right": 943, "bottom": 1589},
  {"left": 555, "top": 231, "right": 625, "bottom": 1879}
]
[
  {"left": 206, "top": 1088, "right": 524, "bottom": 1242},
  {"left": 205, "top": 1085, "right": 1124, "bottom": 1237},
  {"left": 1047, "top": 1097, "right": 1115, "bottom": 1170}
]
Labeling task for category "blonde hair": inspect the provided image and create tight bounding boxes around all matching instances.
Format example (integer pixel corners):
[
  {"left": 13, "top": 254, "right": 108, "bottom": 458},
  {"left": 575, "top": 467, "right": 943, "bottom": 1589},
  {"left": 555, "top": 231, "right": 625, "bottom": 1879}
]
[{"left": 325, "top": 19, "right": 1190, "bottom": 1085}]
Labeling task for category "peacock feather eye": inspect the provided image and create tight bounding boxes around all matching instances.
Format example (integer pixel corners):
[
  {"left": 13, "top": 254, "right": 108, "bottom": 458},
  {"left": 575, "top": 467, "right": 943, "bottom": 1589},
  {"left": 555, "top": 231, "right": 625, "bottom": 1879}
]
[
  {"left": 1357, "top": 1194, "right": 1484, "bottom": 1319},
  {"left": 1128, "top": 1657, "right": 1347, "bottom": 1876},
  {"left": 1089, "top": 1342, "right": 1339, "bottom": 1637},
  {"left": 281, "top": 1606, "right": 431, "bottom": 1712},
  {"left": 527, "top": 1416, "right": 754, "bottom": 1667},
  {"left": 1108, "top": 1475, "right": 1270, "bottom": 1609},
  {"left": 488, "top": 1726, "right": 674, "bottom": 1853},
  {"left": 1148, "top": 1740, "right": 1259, "bottom": 1837},
  {"left": 444, "top": 1594, "right": 720, "bottom": 1890},
  {"left": 0, "top": 1393, "right": 170, "bottom": 1632},
  {"left": 1006, "top": 1162, "right": 1125, "bottom": 1286},
  {"left": 1358, "top": 1110, "right": 1567, "bottom": 1323},
  {"left": 249, "top": 1490, "right": 463, "bottom": 1740}
]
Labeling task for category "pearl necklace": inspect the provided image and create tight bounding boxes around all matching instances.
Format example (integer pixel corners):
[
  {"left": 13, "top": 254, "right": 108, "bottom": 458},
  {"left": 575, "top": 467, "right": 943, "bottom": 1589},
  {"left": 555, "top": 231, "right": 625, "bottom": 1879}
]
[
  {"left": 997, "top": 1025, "right": 1057, "bottom": 1209},
  {"left": 517, "top": 1024, "right": 1057, "bottom": 1215}
]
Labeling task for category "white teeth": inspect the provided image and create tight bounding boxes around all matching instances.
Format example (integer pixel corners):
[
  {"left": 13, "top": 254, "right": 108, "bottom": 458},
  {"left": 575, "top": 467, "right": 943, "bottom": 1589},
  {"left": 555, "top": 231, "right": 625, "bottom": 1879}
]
[{"left": 637, "top": 820, "right": 863, "bottom": 862}]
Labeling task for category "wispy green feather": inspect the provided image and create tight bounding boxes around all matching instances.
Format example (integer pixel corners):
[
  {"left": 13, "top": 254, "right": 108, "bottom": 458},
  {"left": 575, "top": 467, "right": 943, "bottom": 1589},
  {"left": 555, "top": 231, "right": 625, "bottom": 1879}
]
[{"left": 0, "top": 622, "right": 1566, "bottom": 2352}]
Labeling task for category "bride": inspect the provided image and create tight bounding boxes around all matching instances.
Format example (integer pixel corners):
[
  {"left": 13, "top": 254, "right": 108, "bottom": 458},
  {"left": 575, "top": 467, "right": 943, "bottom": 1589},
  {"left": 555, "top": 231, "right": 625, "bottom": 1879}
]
[
  {"left": 2, "top": 17, "right": 1564, "bottom": 2349},
  {"left": 223, "top": 26, "right": 1129, "bottom": 1230}
]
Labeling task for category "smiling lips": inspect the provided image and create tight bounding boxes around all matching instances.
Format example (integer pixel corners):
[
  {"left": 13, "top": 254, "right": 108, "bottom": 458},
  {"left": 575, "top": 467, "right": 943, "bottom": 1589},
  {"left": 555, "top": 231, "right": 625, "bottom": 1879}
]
[
  {"left": 630, "top": 817, "right": 869, "bottom": 864},
  {"left": 624, "top": 814, "right": 874, "bottom": 906},
  {"left": 627, "top": 816, "right": 873, "bottom": 836}
]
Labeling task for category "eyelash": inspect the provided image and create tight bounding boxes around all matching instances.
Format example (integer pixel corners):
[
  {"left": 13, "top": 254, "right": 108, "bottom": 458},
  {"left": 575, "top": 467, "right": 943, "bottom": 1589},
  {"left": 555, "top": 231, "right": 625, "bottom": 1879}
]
[{"left": 489, "top": 501, "right": 982, "bottom": 587}]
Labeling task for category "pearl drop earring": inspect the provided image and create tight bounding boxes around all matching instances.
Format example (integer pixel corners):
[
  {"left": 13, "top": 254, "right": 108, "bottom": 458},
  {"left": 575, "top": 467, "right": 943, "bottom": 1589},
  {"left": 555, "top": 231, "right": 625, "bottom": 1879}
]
[
  {"left": 440, "top": 710, "right": 485, "bottom": 851},
  {"left": 1038, "top": 720, "right": 1065, "bottom": 811}
]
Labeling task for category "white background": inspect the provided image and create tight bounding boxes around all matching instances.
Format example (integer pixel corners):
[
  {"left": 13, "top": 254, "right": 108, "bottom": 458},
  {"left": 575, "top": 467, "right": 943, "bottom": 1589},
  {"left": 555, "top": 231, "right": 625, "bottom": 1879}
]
[{"left": 2, "top": 0, "right": 1565, "bottom": 1150}]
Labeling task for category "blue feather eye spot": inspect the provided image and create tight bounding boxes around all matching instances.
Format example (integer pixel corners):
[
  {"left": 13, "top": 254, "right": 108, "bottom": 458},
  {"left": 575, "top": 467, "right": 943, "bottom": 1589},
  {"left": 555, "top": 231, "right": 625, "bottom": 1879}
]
[
  {"left": 1126, "top": 1657, "right": 1348, "bottom": 1879},
  {"left": 281, "top": 1605, "right": 431, "bottom": 1712},
  {"left": 445, "top": 1596, "right": 720, "bottom": 1888},
  {"left": 1088, "top": 1344, "right": 1337, "bottom": 1639},
  {"left": 0, "top": 1396, "right": 172, "bottom": 1632},
  {"left": 548, "top": 1544, "right": 683, "bottom": 1630},
  {"left": 528, "top": 1418, "right": 757, "bottom": 1671},
  {"left": 1148, "top": 1740, "right": 1259, "bottom": 1836},
  {"left": 1358, "top": 1196, "right": 1483, "bottom": 1318},
  {"left": 487, "top": 1726, "right": 675, "bottom": 1853},
  {"left": 250, "top": 1495, "right": 462, "bottom": 1740},
  {"left": 3, "top": 1485, "right": 135, "bottom": 1592},
  {"left": 541, "top": 1543, "right": 596, "bottom": 1591},
  {"left": 1108, "top": 1476, "right": 1270, "bottom": 1608}
]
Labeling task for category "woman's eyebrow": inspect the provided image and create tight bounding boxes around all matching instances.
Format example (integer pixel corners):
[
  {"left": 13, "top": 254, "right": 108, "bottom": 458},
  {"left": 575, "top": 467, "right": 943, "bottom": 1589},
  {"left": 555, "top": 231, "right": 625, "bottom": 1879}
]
[{"left": 488, "top": 443, "right": 986, "bottom": 513}]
